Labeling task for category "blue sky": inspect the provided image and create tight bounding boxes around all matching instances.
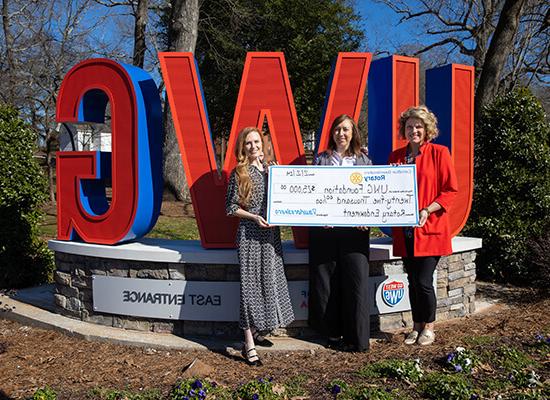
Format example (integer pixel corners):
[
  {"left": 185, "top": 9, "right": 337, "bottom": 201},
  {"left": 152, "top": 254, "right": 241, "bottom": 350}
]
[
  {"left": 354, "top": 0, "right": 416, "bottom": 54},
  {"left": 92, "top": 0, "right": 446, "bottom": 62},
  {"left": 83, "top": 0, "right": 473, "bottom": 85},
  {"left": 353, "top": 0, "right": 472, "bottom": 66}
]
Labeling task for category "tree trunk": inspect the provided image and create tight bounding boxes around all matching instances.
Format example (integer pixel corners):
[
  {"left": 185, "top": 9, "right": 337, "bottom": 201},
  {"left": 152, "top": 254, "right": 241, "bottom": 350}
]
[
  {"left": 162, "top": 0, "right": 199, "bottom": 201},
  {"left": 46, "top": 129, "right": 56, "bottom": 202},
  {"left": 132, "top": 0, "right": 148, "bottom": 68},
  {"left": 471, "top": 0, "right": 498, "bottom": 83},
  {"left": 475, "top": 0, "right": 527, "bottom": 116},
  {"left": 1, "top": 0, "right": 16, "bottom": 101}
]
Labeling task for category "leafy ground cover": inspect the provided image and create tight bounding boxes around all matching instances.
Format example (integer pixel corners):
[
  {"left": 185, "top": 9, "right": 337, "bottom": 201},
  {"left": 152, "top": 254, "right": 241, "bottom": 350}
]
[{"left": 1, "top": 285, "right": 548, "bottom": 399}]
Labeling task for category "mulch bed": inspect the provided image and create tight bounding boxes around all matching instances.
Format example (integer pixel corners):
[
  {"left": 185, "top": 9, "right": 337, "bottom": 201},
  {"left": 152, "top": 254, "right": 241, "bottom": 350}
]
[{"left": 0, "top": 284, "right": 548, "bottom": 399}]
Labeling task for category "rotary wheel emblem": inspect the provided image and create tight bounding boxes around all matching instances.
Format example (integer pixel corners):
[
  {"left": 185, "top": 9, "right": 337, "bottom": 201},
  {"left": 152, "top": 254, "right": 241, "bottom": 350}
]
[{"left": 349, "top": 172, "right": 363, "bottom": 185}]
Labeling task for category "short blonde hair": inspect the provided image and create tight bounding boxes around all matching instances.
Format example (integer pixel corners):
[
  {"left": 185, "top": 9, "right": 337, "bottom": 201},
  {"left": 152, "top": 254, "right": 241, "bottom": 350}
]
[{"left": 398, "top": 105, "right": 439, "bottom": 142}]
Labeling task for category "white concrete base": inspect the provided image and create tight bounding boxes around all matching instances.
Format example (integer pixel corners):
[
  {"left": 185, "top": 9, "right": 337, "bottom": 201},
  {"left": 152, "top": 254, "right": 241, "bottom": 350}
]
[{"left": 48, "top": 236, "right": 482, "bottom": 264}]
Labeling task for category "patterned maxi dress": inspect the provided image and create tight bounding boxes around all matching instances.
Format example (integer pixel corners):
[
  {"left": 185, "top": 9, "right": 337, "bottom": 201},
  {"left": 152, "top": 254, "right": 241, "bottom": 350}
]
[{"left": 226, "top": 165, "right": 295, "bottom": 331}]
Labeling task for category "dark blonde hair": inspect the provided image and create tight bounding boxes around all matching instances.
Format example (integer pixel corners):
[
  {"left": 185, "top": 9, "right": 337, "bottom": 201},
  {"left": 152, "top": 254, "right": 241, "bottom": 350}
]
[
  {"left": 234, "top": 127, "right": 264, "bottom": 208},
  {"left": 327, "top": 114, "right": 362, "bottom": 156},
  {"left": 398, "top": 105, "right": 439, "bottom": 142}
]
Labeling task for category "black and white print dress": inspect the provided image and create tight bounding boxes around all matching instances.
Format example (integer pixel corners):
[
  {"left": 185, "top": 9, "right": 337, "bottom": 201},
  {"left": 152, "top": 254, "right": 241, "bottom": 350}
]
[{"left": 226, "top": 165, "right": 295, "bottom": 331}]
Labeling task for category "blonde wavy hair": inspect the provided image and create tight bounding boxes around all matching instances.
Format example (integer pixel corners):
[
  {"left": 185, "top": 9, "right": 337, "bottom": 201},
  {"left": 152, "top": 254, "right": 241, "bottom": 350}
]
[
  {"left": 398, "top": 105, "right": 439, "bottom": 142},
  {"left": 234, "top": 127, "right": 264, "bottom": 209}
]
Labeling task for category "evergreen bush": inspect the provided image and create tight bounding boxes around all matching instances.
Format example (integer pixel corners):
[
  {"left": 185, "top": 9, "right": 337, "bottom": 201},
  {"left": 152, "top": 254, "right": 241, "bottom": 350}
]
[
  {"left": 464, "top": 88, "right": 550, "bottom": 282},
  {"left": 0, "top": 104, "right": 53, "bottom": 288}
]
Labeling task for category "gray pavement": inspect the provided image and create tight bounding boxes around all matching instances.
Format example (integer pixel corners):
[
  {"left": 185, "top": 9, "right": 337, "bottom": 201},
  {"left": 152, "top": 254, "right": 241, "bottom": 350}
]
[
  {"left": 0, "top": 284, "right": 497, "bottom": 352},
  {"left": 0, "top": 285, "right": 324, "bottom": 352}
]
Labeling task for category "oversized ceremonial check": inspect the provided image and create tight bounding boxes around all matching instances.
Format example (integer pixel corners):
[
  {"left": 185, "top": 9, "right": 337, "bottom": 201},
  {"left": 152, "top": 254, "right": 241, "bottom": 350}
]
[{"left": 267, "top": 165, "right": 419, "bottom": 227}]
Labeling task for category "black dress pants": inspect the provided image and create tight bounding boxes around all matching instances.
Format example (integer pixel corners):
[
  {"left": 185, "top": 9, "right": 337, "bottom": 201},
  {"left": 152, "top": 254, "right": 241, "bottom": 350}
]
[
  {"left": 403, "top": 234, "right": 439, "bottom": 323},
  {"left": 308, "top": 227, "right": 370, "bottom": 351}
]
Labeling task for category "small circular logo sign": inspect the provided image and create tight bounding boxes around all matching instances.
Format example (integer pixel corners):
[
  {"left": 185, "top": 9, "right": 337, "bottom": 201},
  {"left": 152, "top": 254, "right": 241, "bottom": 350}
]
[
  {"left": 349, "top": 172, "right": 363, "bottom": 185},
  {"left": 382, "top": 280, "right": 405, "bottom": 307}
]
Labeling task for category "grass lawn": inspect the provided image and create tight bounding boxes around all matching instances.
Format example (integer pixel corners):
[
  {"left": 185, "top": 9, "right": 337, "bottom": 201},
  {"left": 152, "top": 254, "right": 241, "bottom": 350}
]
[
  {"left": 39, "top": 202, "right": 383, "bottom": 242},
  {"left": 39, "top": 213, "right": 203, "bottom": 241},
  {"left": 40, "top": 216, "right": 383, "bottom": 242}
]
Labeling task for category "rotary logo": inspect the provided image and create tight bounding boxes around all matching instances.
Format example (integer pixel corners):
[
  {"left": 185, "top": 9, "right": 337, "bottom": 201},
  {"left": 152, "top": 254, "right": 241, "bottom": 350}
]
[{"left": 349, "top": 172, "right": 363, "bottom": 185}]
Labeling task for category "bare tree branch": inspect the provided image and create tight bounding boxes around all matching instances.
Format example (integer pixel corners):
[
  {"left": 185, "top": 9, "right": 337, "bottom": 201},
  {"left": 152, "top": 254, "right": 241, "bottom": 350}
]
[{"left": 414, "top": 37, "right": 475, "bottom": 57}]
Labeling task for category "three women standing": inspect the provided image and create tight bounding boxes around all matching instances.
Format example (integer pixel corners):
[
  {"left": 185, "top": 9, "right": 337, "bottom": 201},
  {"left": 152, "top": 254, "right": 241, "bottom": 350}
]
[
  {"left": 225, "top": 127, "right": 295, "bottom": 365},
  {"left": 308, "top": 114, "right": 372, "bottom": 352},
  {"left": 226, "top": 106, "right": 457, "bottom": 364},
  {"left": 388, "top": 106, "right": 458, "bottom": 345}
]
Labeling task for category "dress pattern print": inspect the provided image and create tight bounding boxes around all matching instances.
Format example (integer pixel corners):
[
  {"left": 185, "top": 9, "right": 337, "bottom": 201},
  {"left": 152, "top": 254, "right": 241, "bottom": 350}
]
[{"left": 226, "top": 165, "right": 295, "bottom": 330}]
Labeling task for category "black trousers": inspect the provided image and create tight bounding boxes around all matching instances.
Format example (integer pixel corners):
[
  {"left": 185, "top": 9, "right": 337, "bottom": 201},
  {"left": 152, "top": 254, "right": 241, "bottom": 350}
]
[
  {"left": 403, "top": 234, "right": 439, "bottom": 323},
  {"left": 308, "top": 227, "right": 370, "bottom": 351}
]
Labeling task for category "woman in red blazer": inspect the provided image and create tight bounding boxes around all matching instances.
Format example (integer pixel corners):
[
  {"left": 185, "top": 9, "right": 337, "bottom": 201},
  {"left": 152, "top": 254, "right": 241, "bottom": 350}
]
[{"left": 388, "top": 106, "right": 458, "bottom": 346}]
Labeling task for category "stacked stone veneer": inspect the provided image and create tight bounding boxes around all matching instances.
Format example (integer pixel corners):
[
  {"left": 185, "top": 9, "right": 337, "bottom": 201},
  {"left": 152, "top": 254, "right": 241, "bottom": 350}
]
[
  {"left": 52, "top": 247, "right": 477, "bottom": 337},
  {"left": 370, "top": 251, "right": 477, "bottom": 331}
]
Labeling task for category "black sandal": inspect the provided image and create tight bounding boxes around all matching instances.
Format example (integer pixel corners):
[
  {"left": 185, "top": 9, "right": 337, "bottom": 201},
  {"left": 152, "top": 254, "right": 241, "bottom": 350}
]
[
  {"left": 253, "top": 331, "right": 274, "bottom": 347},
  {"left": 326, "top": 337, "right": 344, "bottom": 350},
  {"left": 241, "top": 343, "right": 262, "bottom": 366}
]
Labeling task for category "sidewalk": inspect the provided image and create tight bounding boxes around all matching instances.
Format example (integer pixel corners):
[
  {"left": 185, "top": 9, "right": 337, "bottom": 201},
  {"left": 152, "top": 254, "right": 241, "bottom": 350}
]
[{"left": 0, "top": 284, "right": 498, "bottom": 352}]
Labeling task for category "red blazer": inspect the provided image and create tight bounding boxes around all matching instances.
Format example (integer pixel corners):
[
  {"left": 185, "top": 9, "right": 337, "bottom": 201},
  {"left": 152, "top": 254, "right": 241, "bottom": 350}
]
[{"left": 388, "top": 142, "right": 458, "bottom": 257}]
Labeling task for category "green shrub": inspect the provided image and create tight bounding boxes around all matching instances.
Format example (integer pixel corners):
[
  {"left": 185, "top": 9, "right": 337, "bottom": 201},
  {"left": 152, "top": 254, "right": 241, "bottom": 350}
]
[
  {"left": 234, "top": 377, "right": 280, "bottom": 400},
  {"left": 525, "top": 231, "right": 550, "bottom": 286},
  {"left": 464, "top": 88, "right": 550, "bottom": 282},
  {"left": 344, "top": 387, "right": 400, "bottom": 400},
  {"left": 504, "top": 389, "right": 550, "bottom": 400},
  {"left": 31, "top": 387, "right": 57, "bottom": 400},
  {"left": 506, "top": 370, "right": 542, "bottom": 389},
  {"left": 170, "top": 378, "right": 230, "bottom": 399},
  {"left": 419, "top": 372, "right": 474, "bottom": 400},
  {"left": 358, "top": 358, "right": 423, "bottom": 383},
  {"left": 88, "top": 387, "right": 162, "bottom": 400},
  {"left": 445, "top": 347, "right": 478, "bottom": 373},
  {"left": 492, "top": 346, "right": 537, "bottom": 372},
  {"left": 347, "top": 387, "right": 401, "bottom": 400},
  {"left": 327, "top": 379, "right": 403, "bottom": 400},
  {"left": 365, "top": 388, "right": 401, "bottom": 400},
  {"left": 283, "top": 375, "right": 308, "bottom": 398},
  {"left": 0, "top": 104, "right": 53, "bottom": 288},
  {"left": 462, "top": 335, "right": 495, "bottom": 347}
]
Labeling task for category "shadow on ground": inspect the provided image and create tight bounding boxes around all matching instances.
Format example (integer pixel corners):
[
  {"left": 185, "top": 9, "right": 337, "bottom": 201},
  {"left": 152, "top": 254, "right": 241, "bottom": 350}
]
[{"left": 476, "top": 281, "right": 547, "bottom": 304}]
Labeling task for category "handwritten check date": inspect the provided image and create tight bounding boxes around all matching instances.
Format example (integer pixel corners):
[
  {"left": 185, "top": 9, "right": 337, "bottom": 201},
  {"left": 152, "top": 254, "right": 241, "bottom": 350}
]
[{"left": 267, "top": 165, "right": 419, "bottom": 227}]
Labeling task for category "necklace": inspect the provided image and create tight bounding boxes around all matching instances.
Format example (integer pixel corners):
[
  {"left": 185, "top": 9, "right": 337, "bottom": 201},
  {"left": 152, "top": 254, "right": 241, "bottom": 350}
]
[{"left": 405, "top": 149, "right": 418, "bottom": 164}]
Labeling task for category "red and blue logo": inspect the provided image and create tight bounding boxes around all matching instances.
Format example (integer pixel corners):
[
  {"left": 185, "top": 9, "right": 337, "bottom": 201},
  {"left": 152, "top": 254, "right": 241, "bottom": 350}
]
[{"left": 382, "top": 280, "right": 405, "bottom": 307}]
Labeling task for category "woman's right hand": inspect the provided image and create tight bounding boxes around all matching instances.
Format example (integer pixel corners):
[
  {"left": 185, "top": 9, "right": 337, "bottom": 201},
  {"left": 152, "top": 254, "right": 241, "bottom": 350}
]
[{"left": 254, "top": 215, "right": 271, "bottom": 228}]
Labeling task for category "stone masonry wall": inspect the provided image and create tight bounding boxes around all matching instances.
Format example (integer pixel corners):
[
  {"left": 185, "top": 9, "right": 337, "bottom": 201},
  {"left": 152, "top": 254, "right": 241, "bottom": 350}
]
[
  {"left": 53, "top": 249, "right": 477, "bottom": 337},
  {"left": 370, "top": 251, "right": 477, "bottom": 332}
]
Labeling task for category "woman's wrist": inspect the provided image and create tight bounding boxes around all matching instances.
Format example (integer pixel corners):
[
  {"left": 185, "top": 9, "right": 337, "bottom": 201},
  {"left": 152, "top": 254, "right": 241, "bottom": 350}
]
[{"left": 421, "top": 207, "right": 431, "bottom": 216}]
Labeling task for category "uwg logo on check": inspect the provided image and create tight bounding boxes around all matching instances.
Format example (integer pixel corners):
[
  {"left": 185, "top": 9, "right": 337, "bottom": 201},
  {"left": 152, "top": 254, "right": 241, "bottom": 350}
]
[{"left": 55, "top": 52, "right": 474, "bottom": 248}]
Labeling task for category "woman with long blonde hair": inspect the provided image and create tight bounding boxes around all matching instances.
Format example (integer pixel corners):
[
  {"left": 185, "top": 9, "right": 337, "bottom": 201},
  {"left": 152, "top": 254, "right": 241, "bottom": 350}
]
[{"left": 226, "top": 127, "right": 294, "bottom": 365}]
